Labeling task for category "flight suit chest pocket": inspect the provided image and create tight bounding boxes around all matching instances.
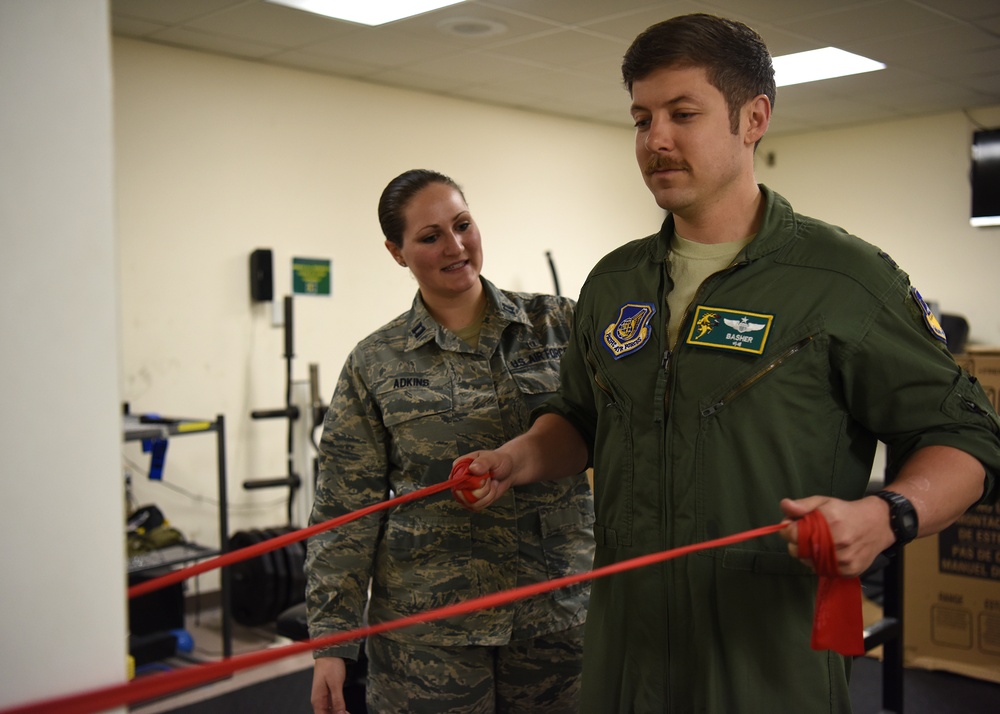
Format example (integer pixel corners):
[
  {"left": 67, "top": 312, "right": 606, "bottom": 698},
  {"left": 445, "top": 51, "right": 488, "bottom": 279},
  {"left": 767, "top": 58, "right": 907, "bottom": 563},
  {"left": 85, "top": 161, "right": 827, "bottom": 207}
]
[{"left": 376, "top": 373, "right": 455, "bottom": 464}]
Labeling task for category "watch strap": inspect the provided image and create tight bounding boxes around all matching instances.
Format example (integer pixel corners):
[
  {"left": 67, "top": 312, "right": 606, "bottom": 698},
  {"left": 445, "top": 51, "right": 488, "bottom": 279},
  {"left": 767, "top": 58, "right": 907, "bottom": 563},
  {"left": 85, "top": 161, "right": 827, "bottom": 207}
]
[{"left": 873, "top": 489, "right": 919, "bottom": 556}]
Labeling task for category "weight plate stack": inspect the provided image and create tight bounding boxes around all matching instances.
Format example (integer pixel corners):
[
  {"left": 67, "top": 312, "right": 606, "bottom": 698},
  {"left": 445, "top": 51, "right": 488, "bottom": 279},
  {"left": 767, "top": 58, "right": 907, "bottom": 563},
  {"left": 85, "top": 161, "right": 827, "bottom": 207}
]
[
  {"left": 229, "top": 526, "right": 309, "bottom": 626},
  {"left": 283, "top": 525, "right": 307, "bottom": 610},
  {"left": 262, "top": 527, "right": 290, "bottom": 621},
  {"left": 229, "top": 529, "right": 276, "bottom": 627}
]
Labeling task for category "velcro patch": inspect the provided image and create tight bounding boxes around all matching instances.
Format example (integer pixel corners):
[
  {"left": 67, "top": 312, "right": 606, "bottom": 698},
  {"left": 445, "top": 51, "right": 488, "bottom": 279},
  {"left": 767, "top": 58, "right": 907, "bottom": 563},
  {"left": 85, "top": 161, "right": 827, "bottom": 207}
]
[
  {"left": 603, "top": 302, "right": 656, "bottom": 359},
  {"left": 686, "top": 305, "right": 773, "bottom": 355},
  {"left": 911, "top": 288, "right": 947, "bottom": 343}
]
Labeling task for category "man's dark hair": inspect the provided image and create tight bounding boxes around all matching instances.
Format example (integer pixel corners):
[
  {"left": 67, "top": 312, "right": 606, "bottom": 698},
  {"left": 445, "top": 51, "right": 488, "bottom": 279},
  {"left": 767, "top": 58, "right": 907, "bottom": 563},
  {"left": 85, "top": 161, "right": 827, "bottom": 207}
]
[
  {"left": 622, "top": 13, "right": 776, "bottom": 135},
  {"left": 378, "top": 169, "right": 465, "bottom": 247}
]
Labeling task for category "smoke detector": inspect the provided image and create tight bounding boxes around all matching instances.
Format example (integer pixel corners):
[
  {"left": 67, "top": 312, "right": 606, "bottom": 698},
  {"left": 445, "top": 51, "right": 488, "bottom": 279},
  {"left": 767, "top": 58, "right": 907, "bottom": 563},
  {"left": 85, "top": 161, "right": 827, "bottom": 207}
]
[{"left": 437, "top": 17, "right": 508, "bottom": 38}]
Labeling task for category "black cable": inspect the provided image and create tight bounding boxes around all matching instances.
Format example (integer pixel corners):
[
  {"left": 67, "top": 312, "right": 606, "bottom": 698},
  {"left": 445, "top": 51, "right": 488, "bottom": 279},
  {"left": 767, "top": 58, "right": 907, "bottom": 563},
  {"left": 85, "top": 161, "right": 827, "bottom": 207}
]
[
  {"left": 284, "top": 296, "right": 298, "bottom": 527},
  {"left": 546, "top": 251, "right": 561, "bottom": 296},
  {"left": 122, "top": 455, "right": 287, "bottom": 511}
]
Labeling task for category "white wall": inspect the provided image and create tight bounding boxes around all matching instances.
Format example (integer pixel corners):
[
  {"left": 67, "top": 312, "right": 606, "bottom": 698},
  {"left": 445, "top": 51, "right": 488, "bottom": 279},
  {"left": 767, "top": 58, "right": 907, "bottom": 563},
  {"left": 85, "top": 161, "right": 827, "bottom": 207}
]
[
  {"left": 0, "top": 0, "right": 125, "bottom": 710},
  {"left": 756, "top": 107, "right": 1000, "bottom": 345},
  {"left": 113, "top": 38, "right": 663, "bottom": 557}
]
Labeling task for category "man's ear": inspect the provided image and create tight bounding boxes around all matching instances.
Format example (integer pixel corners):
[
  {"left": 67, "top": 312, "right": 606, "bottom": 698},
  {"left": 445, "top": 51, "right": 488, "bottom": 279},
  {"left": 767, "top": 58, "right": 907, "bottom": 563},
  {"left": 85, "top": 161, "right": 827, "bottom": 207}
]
[
  {"left": 745, "top": 94, "right": 771, "bottom": 146},
  {"left": 385, "top": 240, "right": 406, "bottom": 267}
]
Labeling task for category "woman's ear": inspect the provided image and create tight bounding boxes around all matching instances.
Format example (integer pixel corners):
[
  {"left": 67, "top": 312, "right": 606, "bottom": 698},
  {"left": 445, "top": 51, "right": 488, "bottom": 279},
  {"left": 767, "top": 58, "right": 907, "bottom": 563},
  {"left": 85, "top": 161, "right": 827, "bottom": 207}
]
[{"left": 384, "top": 240, "right": 406, "bottom": 267}]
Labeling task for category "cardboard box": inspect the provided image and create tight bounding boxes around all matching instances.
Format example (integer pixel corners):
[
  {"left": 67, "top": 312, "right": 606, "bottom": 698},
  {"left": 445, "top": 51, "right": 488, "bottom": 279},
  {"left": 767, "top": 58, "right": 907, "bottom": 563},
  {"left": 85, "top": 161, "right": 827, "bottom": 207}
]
[{"left": 903, "top": 500, "right": 1000, "bottom": 683}]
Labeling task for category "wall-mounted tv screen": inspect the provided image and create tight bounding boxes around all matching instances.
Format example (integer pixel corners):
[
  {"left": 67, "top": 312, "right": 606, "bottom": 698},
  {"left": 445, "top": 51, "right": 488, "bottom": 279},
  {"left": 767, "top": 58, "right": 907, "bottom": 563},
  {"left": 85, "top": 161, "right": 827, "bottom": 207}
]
[{"left": 971, "top": 128, "right": 1000, "bottom": 227}]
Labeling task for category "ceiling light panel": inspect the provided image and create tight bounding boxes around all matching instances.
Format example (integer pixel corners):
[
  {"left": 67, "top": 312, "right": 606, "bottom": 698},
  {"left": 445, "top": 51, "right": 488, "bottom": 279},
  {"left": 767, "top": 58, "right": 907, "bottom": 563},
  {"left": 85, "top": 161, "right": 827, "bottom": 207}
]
[
  {"left": 266, "top": 0, "right": 468, "bottom": 26},
  {"left": 773, "top": 47, "right": 886, "bottom": 87}
]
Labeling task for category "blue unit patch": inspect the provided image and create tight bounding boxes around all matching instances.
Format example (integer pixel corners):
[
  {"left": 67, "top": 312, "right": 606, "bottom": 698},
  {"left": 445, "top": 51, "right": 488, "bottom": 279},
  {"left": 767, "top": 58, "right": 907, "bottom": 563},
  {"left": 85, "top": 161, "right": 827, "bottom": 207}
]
[
  {"left": 911, "top": 288, "right": 947, "bottom": 343},
  {"left": 603, "top": 302, "right": 656, "bottom": 359},
  {"left": 686, "top": 305, "right": 773, "bottom": 355}
]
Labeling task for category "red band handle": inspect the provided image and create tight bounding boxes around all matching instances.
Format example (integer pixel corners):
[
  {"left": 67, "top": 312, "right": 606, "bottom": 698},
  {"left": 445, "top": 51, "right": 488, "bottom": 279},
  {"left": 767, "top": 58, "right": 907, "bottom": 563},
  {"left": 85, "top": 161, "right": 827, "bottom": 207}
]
[
  {"left": 798, "top": 510, "right": 865, "bottom": 656},
  {"left": 449, "top": 457, "right": 489, "bottom": 509}
]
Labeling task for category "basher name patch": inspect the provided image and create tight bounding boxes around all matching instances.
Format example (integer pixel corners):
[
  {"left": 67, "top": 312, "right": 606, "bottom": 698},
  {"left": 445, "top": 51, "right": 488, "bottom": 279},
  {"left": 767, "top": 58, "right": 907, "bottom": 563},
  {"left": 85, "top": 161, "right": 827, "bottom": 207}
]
[{"left": 686, "top": 305, "right": 773, "bottom": 355}]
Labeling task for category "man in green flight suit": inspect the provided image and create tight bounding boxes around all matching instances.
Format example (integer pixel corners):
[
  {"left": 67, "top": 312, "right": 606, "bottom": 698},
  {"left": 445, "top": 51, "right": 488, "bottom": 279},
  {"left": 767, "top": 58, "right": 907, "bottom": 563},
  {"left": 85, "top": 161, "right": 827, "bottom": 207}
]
[{"left": 458, "top": 13, "right": 1000, "bottom": 713}]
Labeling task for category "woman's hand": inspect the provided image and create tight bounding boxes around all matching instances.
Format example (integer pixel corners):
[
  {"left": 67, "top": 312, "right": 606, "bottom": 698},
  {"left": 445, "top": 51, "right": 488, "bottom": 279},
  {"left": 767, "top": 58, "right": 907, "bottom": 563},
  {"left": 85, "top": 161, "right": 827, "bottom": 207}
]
[{"left": 311, "top": 656, "right": 351, "bottom": 714}]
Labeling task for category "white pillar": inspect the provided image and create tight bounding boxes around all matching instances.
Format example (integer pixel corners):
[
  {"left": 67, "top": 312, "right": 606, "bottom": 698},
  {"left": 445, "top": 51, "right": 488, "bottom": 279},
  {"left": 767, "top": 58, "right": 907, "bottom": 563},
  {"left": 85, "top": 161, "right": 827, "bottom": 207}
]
[{"left": 0, "top": 1, "right": 125, "bottom": 710}]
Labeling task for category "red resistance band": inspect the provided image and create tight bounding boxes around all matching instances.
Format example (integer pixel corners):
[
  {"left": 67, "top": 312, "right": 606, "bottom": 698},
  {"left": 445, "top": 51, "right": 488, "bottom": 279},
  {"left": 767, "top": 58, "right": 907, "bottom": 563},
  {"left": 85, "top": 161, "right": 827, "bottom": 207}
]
[
  {"left": 798, "top": 507, "right": 865, "bottom": 656},
  {"left": 129, "top": 457, "right": 485, "bottom": 599},
  {"left": 2, "top": 468, "right": 862, "bottom": 714},
  {"left": 449, "top": 457, "right": 487, "bottom": 509},
  {"left": 128, "top": 477, "right": 464, "bottom": 599}
]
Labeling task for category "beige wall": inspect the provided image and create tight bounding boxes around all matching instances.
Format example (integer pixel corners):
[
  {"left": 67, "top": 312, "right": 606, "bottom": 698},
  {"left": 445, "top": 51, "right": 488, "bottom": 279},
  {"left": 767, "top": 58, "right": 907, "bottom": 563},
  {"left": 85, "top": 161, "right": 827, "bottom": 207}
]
[
  {"left": 756, "top": 107, "right": 1000, "bottom": 345},
  {"left": 113, "top": 37, "right": 663, "bottom": 559},
  {"left": 114, "top": 37, "right": 1000, "bottom": 591}
]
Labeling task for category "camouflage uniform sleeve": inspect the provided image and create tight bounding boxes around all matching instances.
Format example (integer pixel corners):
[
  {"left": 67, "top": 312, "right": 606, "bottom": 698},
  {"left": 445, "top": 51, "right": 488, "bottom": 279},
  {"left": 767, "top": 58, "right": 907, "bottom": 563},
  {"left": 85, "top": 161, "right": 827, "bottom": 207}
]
[{"left": 305, "top": 348, "right": 390, "bottom": 660}]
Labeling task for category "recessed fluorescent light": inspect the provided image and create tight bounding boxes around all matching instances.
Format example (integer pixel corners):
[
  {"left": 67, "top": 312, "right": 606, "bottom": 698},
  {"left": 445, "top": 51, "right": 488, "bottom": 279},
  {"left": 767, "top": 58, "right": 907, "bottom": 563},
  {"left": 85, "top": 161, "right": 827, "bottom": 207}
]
[
  {"left": 772, "top": 47, "right": 885, "bottom": 87},
  {"left": 266, "top": 0, "right": 468, "bottom": 26}
]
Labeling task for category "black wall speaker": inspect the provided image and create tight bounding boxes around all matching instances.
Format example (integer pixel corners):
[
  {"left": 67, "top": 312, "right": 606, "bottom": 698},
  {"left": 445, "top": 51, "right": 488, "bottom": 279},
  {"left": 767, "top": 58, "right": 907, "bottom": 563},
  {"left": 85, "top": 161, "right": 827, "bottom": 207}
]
[{"left": 250, "top": 248, "right": 274, "bottom": 302}]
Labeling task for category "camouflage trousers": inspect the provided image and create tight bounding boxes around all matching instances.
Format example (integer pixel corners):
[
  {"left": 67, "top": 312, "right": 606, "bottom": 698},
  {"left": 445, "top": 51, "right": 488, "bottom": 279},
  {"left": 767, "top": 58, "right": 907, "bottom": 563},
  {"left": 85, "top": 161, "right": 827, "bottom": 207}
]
[{"left": 365, "top": 624, "right": 585, "bottom": 713}]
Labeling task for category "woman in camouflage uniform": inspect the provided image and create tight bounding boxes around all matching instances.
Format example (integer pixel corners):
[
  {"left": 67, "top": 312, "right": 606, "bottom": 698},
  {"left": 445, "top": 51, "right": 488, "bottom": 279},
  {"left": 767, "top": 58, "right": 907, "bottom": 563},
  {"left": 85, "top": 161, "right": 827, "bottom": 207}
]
[{"left": 306, "top": 169, "right": 595, "bottom": 714}]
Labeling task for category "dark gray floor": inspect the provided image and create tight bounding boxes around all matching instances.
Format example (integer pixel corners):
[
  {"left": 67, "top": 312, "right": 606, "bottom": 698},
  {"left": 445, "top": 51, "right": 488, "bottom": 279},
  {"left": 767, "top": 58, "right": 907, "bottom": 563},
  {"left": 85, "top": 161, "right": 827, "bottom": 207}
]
[
  {"left": 849, "top": 655, "right": 1000, "bottom": 714},
  {"left": 146, "top": 668, "right": 314, "bottom": 714},
  {"left": 136, "top": 601, "right": 1000, "bottom": 713},
  {"left": 147, "top": 656, "right": 1000, "bottom": 714}
]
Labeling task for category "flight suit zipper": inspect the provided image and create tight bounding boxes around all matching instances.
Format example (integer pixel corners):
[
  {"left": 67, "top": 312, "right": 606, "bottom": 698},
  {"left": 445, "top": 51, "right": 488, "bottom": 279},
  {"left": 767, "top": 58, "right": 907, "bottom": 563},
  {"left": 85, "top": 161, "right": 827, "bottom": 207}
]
[
  {"left": 700, "top": 336, "right": 815, "bottom": 417},
  {"left": 586, "top": 349, "right": 616, "bottom": 404}
]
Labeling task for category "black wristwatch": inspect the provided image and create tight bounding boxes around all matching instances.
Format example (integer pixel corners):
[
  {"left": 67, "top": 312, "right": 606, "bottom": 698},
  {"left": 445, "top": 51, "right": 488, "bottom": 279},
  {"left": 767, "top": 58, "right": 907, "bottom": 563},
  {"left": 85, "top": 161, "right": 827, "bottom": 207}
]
[{"left": 872, "top": 490, "right": 919, "bottom": 556}]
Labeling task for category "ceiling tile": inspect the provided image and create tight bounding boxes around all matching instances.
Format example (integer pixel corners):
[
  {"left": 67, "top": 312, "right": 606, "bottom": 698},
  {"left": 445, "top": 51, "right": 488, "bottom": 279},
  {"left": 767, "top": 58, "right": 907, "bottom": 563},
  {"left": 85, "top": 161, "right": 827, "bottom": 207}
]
[
  {"left": 112, "top": 16, "right": 168, "bottom": 37},
  {"left": 756, "top": 27, "right": 832, "bottom": 56},
  {"left": 980, "top": 14, "right": 1000, "bottom": 33},
  {"left": 182, "top": 3, "right": 355, "bottom": 47},
  {"left": 151, "top": 26, "right": 282, "bottom": 58},
  {"left": 577, "top": 2, "right": 706, "bottom": 41},
  {"left": 476, "top": 0, "right": 671, "bottom": 26},
  {"left": 414, "top": 50, "right": 546, "bottom": 84},
  {"left": 110, "top": 0, "right": 247, "bottom": 25},
  {"left": 386, "top": 2, "right": 561, "bottom": 41},
  {"left": 908, "top": 0, "right": 1000, "bottom": 21},
  {"left": 772, "top": 95, "right": 903, "bottom": 128},
  {"left": 962, "top": 72, "right": 1000, "bottom": 96},
  {"left": 887, "top": 43, "right": 1000, "bottom": 80},
  {"left": 295, "top": 28, "right": 458, "bottom": 69},
  {"left": 777, "top": 0, "right": 955, "bottom": 44},
  {"left": 487, "top": 27, "right": 627, "bottom": 69},
  {"left": 110, "top": 0, "right": 1000, "bottom": 137},
  {"left": 697, "top": 0, "right": 872, "bottom": 25},
  {"left": 864, "top": 77, "right": 995, "bottom": 116},
  {"left": 848, "top": 23, "right": 999, "bottom": 63}
]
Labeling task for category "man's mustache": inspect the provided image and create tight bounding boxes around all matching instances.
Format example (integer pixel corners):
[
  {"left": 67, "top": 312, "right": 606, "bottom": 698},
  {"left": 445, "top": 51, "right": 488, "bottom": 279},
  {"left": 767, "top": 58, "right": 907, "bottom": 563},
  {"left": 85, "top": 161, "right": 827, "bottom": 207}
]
[{"left": 644, "top": 156, "right": 690, "bottom": 174}]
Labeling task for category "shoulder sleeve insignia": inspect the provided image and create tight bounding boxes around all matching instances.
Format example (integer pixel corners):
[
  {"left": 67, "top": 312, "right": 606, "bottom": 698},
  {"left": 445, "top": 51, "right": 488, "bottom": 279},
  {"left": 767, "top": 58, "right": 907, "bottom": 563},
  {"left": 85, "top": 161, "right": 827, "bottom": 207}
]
[
  {"left": 878, "top": 251, "right": 899, "bottom": 269},
  {"left": 686, "top": 305, "right": 773, "bottom": 355},
  {"left": 910, "top": 288, "right": 947, "bottom": 343},
  {"left": 603, "top": 302, "right": 656, "bottom": 359}
]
